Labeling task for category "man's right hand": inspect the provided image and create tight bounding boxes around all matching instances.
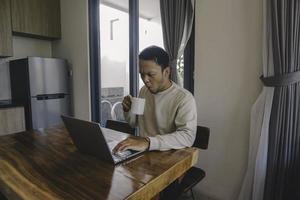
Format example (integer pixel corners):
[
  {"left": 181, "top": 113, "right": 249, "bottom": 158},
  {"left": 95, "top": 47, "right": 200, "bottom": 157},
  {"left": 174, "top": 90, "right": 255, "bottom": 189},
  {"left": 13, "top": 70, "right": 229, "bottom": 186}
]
[{"left": 122, "top": 95, "right": 132, "bottom": 112}]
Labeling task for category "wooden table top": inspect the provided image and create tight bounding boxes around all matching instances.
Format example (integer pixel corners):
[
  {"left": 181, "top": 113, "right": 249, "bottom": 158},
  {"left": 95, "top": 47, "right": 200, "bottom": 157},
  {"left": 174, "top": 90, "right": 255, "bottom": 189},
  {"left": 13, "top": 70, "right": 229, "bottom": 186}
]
[{"left": 0, "top": 126, "right": 199, "bottom": 200}]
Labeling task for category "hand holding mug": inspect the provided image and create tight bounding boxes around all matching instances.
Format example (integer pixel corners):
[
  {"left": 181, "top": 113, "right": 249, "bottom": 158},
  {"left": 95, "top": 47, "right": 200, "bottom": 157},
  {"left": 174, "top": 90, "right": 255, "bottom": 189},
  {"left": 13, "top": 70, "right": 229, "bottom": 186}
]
[{"left": 122, "top": 95, "right": 132, "bottom": 112}]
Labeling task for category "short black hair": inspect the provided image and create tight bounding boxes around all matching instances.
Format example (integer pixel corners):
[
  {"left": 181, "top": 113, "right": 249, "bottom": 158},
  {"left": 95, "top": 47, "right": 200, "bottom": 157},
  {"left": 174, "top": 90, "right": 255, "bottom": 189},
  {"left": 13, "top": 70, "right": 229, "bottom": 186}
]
[{"left": 139, "top": 46, "right": 169, "bottom": 70}]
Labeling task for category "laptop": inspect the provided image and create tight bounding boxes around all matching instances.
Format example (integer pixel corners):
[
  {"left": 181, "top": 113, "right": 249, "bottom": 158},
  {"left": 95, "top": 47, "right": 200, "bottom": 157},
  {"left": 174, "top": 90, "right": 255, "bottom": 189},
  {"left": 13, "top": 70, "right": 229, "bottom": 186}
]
[{"left": 61, "top": 115, "right": 144, "bottom": 164}]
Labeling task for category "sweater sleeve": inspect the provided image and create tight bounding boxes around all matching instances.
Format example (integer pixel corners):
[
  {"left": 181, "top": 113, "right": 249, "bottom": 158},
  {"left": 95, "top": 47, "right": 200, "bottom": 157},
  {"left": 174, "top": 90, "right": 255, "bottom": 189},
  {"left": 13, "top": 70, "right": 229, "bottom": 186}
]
[{"left": 148, "top": 95, "right": 197, "bottom": 151}]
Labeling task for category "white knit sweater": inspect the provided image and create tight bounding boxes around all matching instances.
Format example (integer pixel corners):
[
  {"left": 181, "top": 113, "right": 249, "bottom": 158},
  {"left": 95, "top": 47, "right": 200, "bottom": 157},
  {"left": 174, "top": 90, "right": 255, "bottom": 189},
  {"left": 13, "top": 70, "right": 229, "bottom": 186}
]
[{"left": 124, "top": 82, "right": 197, "bottom": 151}]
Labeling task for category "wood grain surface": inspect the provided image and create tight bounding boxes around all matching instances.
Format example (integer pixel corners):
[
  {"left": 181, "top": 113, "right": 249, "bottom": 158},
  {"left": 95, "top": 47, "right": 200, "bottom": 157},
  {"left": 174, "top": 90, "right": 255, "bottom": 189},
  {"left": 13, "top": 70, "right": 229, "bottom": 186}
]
[
  {"left": 0, "top": 0, "right": 13, "bottom": 57},
  {"left": 0, "top": 126, "right": 198, "bottom": 200},
  {"left": 11, "top": 0, "right": 61, "bottom": 39}
]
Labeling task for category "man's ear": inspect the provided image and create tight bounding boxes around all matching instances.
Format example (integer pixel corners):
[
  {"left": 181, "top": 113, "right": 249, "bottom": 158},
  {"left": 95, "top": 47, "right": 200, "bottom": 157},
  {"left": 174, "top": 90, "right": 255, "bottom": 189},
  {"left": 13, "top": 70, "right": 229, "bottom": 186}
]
[{"left": 163, "top": 66, "right": 171, "bottom": 78}]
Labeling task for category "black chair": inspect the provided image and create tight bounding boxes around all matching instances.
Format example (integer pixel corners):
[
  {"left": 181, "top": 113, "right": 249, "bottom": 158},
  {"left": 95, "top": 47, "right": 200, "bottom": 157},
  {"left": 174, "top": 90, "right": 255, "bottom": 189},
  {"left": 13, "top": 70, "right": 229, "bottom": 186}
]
[
  {"left": 105, "top": 120, "right": 136, "bottom": 135},
  {"left": 180, "top": 126, "right": 210, "bottom": 200}
]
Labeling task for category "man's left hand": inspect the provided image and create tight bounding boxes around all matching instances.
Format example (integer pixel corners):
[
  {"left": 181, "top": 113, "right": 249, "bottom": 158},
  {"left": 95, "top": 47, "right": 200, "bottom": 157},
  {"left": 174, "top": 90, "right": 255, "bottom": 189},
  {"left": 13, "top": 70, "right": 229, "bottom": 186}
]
[{"left": 112, "top": 136, "right": 150, "bottom": 153}]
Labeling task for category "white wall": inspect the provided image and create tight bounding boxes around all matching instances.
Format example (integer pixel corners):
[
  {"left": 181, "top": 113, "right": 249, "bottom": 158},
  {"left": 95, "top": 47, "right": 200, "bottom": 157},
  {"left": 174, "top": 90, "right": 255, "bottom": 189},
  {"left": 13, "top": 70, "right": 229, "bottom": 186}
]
[
  {"left": 194, "top": 0, "right": 263, "bottom": 199},
  {"left": 12, "top": 36, "right": 52, "bottom": 58},
  {"left": 52, "top": 0, "right": 90, "bottom": 120},
  {"left": 0, "top": 36, "right": 52, "bottom": 100}
]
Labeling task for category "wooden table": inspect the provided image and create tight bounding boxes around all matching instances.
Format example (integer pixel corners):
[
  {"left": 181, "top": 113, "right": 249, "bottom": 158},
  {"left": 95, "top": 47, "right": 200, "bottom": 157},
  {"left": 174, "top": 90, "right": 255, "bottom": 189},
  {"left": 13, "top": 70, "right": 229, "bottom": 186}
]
[{"left": 0, "top": 126, "right": 199, "bottom": 200}]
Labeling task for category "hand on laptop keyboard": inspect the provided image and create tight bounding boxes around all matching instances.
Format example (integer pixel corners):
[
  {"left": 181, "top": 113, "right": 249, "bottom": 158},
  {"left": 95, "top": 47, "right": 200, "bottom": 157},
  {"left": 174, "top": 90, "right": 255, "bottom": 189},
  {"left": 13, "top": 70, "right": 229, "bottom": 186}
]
[
  {"left": 114, "top": 150, "right": 131, "bottom": 157},
  {"left": 112, "top": 150, "right": 132, "bottom": 159},
  {"left": 112, "top": 137, "right": 150, "bottom": 153}
]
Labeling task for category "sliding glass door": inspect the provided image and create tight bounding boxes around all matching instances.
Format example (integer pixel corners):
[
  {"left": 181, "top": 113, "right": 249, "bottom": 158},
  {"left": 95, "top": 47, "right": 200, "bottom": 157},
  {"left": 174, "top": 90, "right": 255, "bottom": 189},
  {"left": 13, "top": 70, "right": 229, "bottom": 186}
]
[
  {"left": 90, "top": 0, "right": 194, "bottom": 124},
  {"left": 98, "top": 0, "right": 164, "bottom": 125},
  {"left": 138, "top": 0, "right": 163, "bottom": 89},
  {"left": 99, "top": 1, "right": 130, "bottom": 125}
]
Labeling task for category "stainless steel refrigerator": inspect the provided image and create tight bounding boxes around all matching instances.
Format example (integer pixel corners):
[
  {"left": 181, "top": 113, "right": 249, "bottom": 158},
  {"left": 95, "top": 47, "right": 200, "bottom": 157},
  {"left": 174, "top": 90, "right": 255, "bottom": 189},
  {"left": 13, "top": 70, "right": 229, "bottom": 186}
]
[{"left": 10, "top": 57, "right": 70, "bottom": 130}]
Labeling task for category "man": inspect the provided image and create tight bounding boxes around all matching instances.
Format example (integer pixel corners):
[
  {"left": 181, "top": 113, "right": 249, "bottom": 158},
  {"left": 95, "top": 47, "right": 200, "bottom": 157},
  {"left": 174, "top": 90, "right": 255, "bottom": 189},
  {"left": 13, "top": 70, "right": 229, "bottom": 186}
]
[{"left": 113, "top": 45, "right": 197, "bottom": 153}]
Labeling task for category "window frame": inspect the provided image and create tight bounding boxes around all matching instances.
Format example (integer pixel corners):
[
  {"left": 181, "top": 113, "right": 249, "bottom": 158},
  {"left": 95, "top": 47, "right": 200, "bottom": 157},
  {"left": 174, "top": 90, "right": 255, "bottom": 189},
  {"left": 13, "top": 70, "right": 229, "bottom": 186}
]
[{"left": 89, "top": 0, "right": 101, "bottom": 122}]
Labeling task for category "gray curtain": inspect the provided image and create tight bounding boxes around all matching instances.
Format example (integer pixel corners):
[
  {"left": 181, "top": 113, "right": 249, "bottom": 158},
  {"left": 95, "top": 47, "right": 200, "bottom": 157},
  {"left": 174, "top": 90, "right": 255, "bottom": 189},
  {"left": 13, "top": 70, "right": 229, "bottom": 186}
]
[
  {"left": 160, "top": 0, "right": 194, "bottom": 83},
  {"left": 261, "top": 0, "right": 300, "bottom": 199}
]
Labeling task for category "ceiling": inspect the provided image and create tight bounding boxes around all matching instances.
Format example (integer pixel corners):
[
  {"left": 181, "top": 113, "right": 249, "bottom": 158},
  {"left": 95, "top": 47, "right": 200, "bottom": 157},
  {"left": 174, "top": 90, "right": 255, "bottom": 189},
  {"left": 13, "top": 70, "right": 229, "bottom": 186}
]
[{"left": 101, "top": 0, "right": 161, "bottom": 22}]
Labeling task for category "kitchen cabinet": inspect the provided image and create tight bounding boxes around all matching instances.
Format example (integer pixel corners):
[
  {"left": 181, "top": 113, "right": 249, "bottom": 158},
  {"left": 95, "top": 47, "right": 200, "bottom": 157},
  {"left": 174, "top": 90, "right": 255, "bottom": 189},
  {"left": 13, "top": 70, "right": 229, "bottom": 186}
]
[
  {"left": 0, "top": 0, "right": 13, "bottom": 57},
  {"left": 11, "top": 0, "right": 61, "bottom": 39},
  {"left": 0, "top": 107, "right": 25, "bottom": 136}
]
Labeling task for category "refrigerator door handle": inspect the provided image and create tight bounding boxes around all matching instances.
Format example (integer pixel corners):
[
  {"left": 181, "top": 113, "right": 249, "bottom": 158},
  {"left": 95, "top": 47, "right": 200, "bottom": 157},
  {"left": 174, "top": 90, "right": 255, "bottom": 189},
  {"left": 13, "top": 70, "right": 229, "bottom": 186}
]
[{"left": 36, "top": 93, "right": 66, "bottom": 100}]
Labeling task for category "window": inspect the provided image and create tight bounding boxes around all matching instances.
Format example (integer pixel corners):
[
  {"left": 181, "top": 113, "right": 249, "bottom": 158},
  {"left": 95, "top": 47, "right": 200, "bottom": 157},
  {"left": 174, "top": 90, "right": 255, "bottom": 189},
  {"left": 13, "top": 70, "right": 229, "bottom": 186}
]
[
  {"left": 99, "top": 1, "right": 130, "bottom": 125},
  {"left": 139, "top": 0, "right": 163, "bottom": 89},
  {"left": 89, "top": 0, "right": 195, "bottom": 123}
]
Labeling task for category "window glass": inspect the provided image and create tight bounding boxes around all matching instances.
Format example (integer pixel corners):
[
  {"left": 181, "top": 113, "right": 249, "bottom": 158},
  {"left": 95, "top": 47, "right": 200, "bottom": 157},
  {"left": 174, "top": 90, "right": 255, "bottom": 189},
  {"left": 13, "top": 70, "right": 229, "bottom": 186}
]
[
  {"left": 139, "top": 0, "right": 164, "bottom": 89},
  {"left": 99, "top": 1, "right": 129, "bottom": 125}
]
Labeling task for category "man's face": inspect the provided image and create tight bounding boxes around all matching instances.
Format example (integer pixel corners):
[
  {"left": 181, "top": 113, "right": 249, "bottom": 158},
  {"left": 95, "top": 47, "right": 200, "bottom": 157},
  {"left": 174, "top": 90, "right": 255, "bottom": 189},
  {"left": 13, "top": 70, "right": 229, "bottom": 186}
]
[{"left": 139, "top": 59, "right": 171, "bottom": 94}]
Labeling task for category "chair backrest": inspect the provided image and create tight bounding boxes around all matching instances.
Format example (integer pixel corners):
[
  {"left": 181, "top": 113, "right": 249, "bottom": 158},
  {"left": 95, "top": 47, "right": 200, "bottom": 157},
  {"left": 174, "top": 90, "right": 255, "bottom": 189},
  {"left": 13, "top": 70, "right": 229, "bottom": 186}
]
[
  {"left": 192, "top": 126, "right": 210, "bottom": 149},
  {"left": 105, "top": 120, "right": 136, "bottom": 135},
  {"left": 111, "top": 101, "right": 125, "bottom": 121}
]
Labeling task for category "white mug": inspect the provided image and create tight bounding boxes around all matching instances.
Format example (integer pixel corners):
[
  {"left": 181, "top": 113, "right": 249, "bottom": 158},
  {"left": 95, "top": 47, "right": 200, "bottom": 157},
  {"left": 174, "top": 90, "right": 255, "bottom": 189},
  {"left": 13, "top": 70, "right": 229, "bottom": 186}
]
[{"left": 131, "top": 97, "right": 145, "bottom": 115}]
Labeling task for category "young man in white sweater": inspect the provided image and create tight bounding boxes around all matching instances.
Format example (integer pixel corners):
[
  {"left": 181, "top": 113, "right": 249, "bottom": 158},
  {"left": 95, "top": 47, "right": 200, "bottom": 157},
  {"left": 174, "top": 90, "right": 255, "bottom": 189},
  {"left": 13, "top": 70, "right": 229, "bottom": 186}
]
[{"left": 113, "top": 46, "right": 197, "bottom": 154}]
